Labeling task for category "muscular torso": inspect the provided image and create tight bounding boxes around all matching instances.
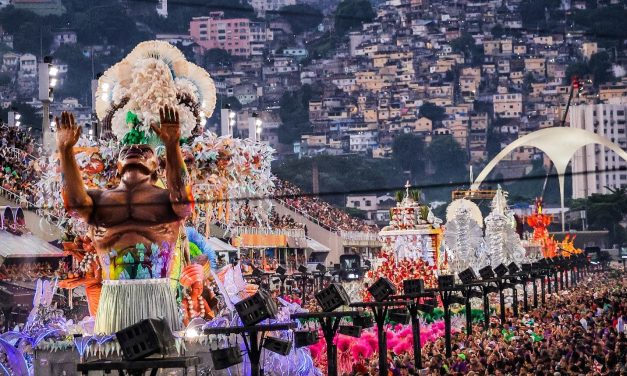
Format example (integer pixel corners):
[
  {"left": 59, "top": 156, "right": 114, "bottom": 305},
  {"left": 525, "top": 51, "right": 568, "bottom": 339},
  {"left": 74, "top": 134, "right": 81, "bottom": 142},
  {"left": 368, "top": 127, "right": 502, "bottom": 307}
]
[{"left": 87, "top": 183, "right": 183, "bottom": 254}]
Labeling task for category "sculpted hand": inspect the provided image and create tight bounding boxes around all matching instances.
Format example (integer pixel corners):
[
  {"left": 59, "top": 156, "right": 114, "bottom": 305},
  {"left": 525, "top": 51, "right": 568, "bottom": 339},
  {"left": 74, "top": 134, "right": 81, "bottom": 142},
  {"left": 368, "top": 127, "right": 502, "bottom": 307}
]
[
  {"left": 152, "top": 104, "right": 181, "bottom": 146},
  {"left": 55, "top": 111, "right": 81, "bottom": 152}
]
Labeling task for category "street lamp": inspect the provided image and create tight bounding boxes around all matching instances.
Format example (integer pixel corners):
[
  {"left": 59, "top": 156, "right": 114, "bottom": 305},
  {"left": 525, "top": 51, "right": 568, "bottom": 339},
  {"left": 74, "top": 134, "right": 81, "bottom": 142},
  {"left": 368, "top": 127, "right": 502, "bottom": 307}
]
[
  {"left": 39, "top": 56, "right": 56, "bottom": 152},
  {"left": 8, "top": 107, "right": 20, "bottom": 127}
]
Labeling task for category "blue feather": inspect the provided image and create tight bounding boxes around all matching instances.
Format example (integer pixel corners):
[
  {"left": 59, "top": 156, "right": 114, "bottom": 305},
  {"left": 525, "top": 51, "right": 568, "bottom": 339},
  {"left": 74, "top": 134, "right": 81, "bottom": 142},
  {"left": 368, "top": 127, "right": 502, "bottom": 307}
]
[{"left": 186, "top": 227, "right": 217, "bottom": 269}]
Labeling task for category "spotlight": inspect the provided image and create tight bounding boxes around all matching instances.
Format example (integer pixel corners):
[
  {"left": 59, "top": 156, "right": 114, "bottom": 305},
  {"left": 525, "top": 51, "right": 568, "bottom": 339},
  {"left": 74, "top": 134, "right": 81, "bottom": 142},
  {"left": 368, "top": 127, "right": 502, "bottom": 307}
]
[
  {"left": 315, "top": 283, "right": 350, "bottom": 312},
  {"left": 338, "top": 325, "right": 362, "bottom": 338},
  {"left": 316, "top": 263, "right": 326, "bottom": 273},
  {"left": 49, "top": 66, "right": 59, "bottom": 76},
  {"left": 403, "top": 278, "right": 424, "bottom": 295},
  {"left": 494, "top": 264, "right": 509, "bottom": 277},
  {"left": 368, "top": 277, "right": 396, "bottom": 301},
  {"left": 297, "top": 265, "right": 308, "bottom": 274},
  {"left": 463, "top": 289, "right": 483, "bottom": 299},
  {"left": 263, "top": 336, "right": 292, "bottom": 355},
  {"left": 438, "top": 274, "right": 455, "bottom": 288},
  {"left": 353, "top": 314, "right": 374, "bottom": 329},
  {"left": 234, "top": 289, "right": 278, "bottom": 326},
  {"left": 458, "top": 268, "right": 477, "bottom": 285},
  {"left": 276, "top": 265, "right": 286, "bottom": 275},
  {"left": 388, "top": 309, "right": 410, "bottom": 324},
  {"left": 521, "top": 263, "right": 532, "bottom": 273},
  {"left": 507, "top": 262, "right": 520, "bottom": 274},
  {"left": 211, "top": 346, "right": 243, "bottom": 370},
  {"left": 116, "top": 318, "right": 175, "bottom": 361},
  {"left": 252, "top": 267, "right": 264, "bottom": 278},
  {"left": 449, "top": 295, "right": 466, "bottom": 305},
  {"left": 479, "top": 266, "right": 495, "bottom": 280},
  {"left": 294, "top": 331, "right": 319, "bottom": 348}
]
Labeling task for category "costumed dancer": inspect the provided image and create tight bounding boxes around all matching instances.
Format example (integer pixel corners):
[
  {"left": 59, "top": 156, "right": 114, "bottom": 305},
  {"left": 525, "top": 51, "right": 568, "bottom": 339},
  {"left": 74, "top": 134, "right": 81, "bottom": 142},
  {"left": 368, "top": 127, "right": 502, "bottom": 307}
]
[{"left": 180, "top": 264, "right": 214, "bottom": 325}]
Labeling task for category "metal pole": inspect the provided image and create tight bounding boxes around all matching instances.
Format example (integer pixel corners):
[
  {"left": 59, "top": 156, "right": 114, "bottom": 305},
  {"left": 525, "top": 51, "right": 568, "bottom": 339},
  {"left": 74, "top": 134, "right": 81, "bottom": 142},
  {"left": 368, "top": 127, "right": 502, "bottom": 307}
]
[
  {"left": 483, "top": 288, "right": 490, "bottom": 329},
  {"left": 443, "top": 295, "right": 452, "bottom": 357},
  {"left": 532, "top": 278, "right": 538, "bottom": 308},
  {"left": 408, "top": 303, "right": 422, "bottom": 369},
  {"left": 512, "top": 284, "right": 518, "bottom": 317},
  {"left": 465, "top": 293, "right": 473, "bottom": 335}
]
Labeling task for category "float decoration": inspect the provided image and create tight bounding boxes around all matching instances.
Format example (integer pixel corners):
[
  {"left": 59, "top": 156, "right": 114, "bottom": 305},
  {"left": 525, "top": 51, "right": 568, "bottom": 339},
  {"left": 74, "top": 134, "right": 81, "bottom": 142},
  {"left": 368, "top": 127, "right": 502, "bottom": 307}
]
[{"left": 443, "top": 199, "right": 485, "bottom": 274}]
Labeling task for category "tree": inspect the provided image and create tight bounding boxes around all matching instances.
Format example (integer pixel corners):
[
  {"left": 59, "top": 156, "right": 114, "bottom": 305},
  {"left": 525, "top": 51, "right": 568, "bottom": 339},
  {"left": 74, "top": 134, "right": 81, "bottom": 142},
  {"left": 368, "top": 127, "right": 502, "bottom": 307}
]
[
  {"left": 589, "top": 52, "right": 613, "bottom": 86},
  {"left": 569, "top": 188, "right": 627, "bottom": 244},
  {"left": 419, "top": 102, "right": 446, "bottom": 123},
  {"left": 278, "top": 4, "right": 323, "bottom": 35},
  {"left": 392, "top": 133, "right": 425, "bottom": 175},
  {"left": 53, "top": 45, "right": 92, "bottom": 101},
  {"left": 334, "top": 0, "right": 375, "bottom": 36},
  {"left": 426, "top": 135, "right": 467, "bottom": 184},
  {"left": 203, "top": 48, "right": 235, "bottom": 68},
  {"left": 450, "top": 32, "right": 483, "bottom": 64},
  {"left": 278, "top": 84, "right": 321, "bottom": 144}
]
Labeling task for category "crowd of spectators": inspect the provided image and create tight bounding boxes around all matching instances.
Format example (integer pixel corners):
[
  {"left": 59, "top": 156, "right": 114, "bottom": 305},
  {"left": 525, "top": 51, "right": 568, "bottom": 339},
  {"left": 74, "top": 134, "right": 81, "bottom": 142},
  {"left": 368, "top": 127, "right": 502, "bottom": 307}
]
[
  {"left": 0, "top": 262, "right": 55, "bottom": 281},
  {"left": 274, "top": 180, "right": 378, "bottom": 233},
  {"left": 348, "top": 269, "right": 627, "bottom": 375},
  {"left": 0, "top": 125, "right": 43, "bottom": 206},
  {"left": 233, "top": 201, "right": 306, "bottom": 231}
]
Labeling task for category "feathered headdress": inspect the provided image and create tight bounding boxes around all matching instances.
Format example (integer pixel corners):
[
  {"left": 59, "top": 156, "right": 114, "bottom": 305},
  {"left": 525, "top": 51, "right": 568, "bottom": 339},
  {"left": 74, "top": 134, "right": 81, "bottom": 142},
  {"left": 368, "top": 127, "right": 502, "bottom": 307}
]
[
  {"left": 95, "top": 41, "right": 217, "bottom": 145},
  {"left": 180, "top": 264, "right": 205, "bottom": 288}
]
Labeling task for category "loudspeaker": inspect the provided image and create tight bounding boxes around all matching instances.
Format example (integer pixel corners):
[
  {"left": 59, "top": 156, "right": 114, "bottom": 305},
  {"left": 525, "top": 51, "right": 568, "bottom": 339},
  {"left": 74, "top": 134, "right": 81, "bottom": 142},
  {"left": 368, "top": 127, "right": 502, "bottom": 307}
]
[
  {"left": 234, "top": 289, "right": 278, "bottom": 326},
  {"left": 315, "top": 283, "right": 350, "bottom": 312},
  {"left": 368, "top": 277, "right": 397, "bottom": 301},
  {"left": 116, "top": 318, "right": 175, "bottom": 361},
  {"left": 211, "top": 347, "right": 243, "bottom": 370}
]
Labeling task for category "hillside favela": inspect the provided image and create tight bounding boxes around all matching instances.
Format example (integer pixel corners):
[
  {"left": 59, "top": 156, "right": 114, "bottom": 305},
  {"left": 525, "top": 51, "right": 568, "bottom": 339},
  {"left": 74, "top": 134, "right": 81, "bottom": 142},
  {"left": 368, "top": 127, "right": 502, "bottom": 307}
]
[{"left": 0, "top": 0, "right": 624, "bottom": 374}]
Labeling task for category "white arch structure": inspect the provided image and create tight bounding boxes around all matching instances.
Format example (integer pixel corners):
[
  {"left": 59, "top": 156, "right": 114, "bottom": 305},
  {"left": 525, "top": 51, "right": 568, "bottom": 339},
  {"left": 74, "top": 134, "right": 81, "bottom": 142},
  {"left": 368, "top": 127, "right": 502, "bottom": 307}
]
[{"left": 471, "top": 127, "right": 627, "bottom": 230}]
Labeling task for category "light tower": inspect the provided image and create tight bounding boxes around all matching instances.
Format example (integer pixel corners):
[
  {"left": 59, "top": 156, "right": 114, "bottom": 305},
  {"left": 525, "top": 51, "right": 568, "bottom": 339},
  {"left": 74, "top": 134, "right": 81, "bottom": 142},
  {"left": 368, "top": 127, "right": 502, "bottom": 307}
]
[
  {"left": 220, "top": 104, "right": 235, "bottom": 137},
  {"left": 8, "top": 107, "right": 20, "bottom": 128},
  {"left": 38, "top": 56, "right": 57, "bottom": 152},
  {"left": 248, "top": 112, "right": 262, "bottom": 142}
]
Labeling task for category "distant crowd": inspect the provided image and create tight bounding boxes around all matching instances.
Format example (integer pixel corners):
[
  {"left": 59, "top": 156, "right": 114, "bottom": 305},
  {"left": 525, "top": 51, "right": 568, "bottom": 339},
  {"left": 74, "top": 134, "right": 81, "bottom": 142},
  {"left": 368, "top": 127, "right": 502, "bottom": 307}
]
[{"left": 274, "top": 180, "right": 378, "bottom": 233}]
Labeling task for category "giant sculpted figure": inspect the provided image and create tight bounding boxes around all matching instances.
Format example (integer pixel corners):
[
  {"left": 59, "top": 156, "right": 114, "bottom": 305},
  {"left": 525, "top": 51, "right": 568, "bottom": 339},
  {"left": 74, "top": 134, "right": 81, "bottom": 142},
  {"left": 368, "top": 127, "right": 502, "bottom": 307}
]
[{"left": 56, "top": 106, "right": 192, "bottom": 332}]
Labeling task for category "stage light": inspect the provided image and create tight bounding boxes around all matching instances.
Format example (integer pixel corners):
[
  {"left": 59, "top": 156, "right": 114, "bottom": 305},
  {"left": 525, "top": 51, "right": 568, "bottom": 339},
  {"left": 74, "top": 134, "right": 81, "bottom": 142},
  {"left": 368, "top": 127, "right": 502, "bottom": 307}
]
[
  {"left": 294, "top": 331, "right": 319, "bottom": 348},
  {"left": 417, "top": 303, "right": 434, "bottom": 313},
  {"left": 338, "top": 325, "right": 362, "bottom": 338},
  {"left": 458, "top": 268, "right": 477, "bottom": 284},
  {"left": 403, "top": 278, "right": 424, "bottom": 295},
  {"left": 315, "top": 283, "right": 350, "bottom": 312},
  {"left": 276, "top": 265, "right": 286, "bottom": 275},
  {"left": 438, "top": 274, "right": 455, "bottom": 288},
  {"left": 263, "top": 336, "right": 292, "bottom": 355},
  {"left": 211, "top": 346, "right": 243, "bottom": 370},
  {"left": 298, "top": 265, "right": 308, "bottom": 274},
  {"left": 368, "top": 277, "right": 397, "bottom": 301},
  {"left": 494, "top": 264, "right": 509, "bottom": 277},
  {"left": 316, "top": 263, "right": 326, "bottom": 273},
  {"left": 479, "top": 266, "right": 495, "bottom": 280},
  {"left": 388, "top": 309, "right": 410, "bottom": 324},
  {"left": 234, "top": 289, "right": 278, "bottom": 326},
  {"left": 116, "top": 318, "right": 175, "bottom": 361},
  {"left": 508, "top": 262, "right": 520, "bottom": 274},
  {"left": 353, "top": 314, "right": 374, "bottom": 329},
  {"left": 521, "top": 263, "right": 532, "bottom": 273}
]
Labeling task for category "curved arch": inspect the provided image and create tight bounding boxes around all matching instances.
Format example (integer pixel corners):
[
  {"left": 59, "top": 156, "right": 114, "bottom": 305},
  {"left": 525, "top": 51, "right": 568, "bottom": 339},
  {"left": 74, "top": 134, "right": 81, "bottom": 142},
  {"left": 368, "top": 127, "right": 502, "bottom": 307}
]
[
  {"left": 472, "top": 127, "right": 627, "bottom": 229},
  {"left": 0, "top": 206, "right": 13, "bottom": 230},
  {"left": 12, "top": 207, "right": 24, "bottom": 229}
]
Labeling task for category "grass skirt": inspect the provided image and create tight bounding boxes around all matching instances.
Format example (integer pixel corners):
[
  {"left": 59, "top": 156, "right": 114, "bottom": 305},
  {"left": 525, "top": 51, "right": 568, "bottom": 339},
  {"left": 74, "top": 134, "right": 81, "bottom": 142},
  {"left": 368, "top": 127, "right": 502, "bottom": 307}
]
[{"left": 94, "top": 278, "right": 181, "bottom": 334}]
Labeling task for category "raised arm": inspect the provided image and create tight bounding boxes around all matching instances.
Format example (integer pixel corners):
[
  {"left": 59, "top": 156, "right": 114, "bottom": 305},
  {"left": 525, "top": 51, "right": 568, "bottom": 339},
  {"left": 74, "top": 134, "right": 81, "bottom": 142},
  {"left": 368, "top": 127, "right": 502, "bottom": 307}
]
[
  {"left": 151, "top": 105, "right": 194, "bottom": 219},
  {"left": 56, "top": 112, "right": 93, "bottom": 221}
]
